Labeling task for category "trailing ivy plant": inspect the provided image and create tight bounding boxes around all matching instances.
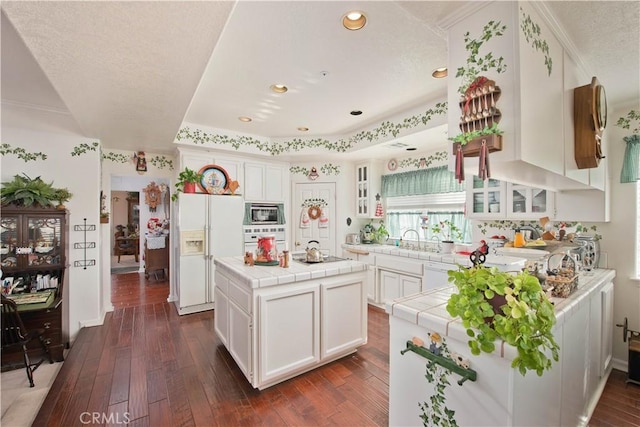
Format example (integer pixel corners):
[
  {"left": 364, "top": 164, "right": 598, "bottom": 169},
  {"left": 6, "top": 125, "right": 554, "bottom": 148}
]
[
  {"left": 520, "top": 7, "right": 553, "bottom": 76},
  {"left": 446, "top": 265, "right": 559, "bottom": 376},
  {"left": 419, "top": 339, "right": 458, "bottom": 427},
  {"left": 615, "top": 110, "right": 640, "bottom": 134},
  {"left": 455, "top": 21, "right": 508, "bottom": 94},
  {"left": 449, "top": 124, "right": 503, "bottom": 146}
]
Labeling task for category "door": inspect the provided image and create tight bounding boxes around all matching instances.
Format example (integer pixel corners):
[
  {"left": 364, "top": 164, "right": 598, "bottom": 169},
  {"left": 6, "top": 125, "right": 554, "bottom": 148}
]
[{"left": 294, "top": 182, "right": 336, "bottom": 255}]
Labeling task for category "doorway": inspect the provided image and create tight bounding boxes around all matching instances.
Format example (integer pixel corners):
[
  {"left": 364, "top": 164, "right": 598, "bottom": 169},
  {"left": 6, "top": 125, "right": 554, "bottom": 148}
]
[
  {"left": 293, "top": 182, "right": 337, "bottom": 255},
  {"left": 110, "top": 191, "right": 140, "bottom": 274}
]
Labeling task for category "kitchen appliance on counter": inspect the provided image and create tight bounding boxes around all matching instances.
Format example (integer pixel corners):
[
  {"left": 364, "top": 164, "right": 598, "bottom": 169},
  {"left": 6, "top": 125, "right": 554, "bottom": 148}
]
[
  {"left": 345, "top": 233, "right": 360, "bottom": 245},
  {"left": 574, "top": 235, "right": 600, "bottom": 270}
]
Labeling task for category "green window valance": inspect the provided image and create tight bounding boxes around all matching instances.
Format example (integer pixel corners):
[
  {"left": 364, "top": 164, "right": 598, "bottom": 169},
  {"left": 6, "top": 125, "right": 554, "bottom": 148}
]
[
  {"left": 381, "top": 166, "right": 465, "bottom": 197},
  {"left": 620, "top": 134, "right": 640, "bottom": 183}
]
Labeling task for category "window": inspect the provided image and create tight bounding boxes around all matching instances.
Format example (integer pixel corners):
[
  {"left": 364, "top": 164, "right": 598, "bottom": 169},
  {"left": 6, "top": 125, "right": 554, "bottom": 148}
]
[{"left": 385, "top": 193, "right": 472, "bottom": 243}]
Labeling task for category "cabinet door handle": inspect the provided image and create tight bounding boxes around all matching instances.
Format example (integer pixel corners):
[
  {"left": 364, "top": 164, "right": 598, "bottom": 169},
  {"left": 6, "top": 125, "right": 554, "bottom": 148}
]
[
  {"left": 44, "top": 339, "right": 52, "bottom": 345},
  {"left": 44, "top": 322, "right": 51, "bottom": 329}
]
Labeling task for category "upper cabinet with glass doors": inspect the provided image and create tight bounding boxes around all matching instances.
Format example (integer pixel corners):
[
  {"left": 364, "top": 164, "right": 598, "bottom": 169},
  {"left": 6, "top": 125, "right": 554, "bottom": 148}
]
[
  {"left": 466, "top": 176, "right": 554, "bottom": 219},
  {"left": 355, "top": 161, "right": 382, "bottom": 218},
  {"left": 0, "top": 206, "right": 67, "bottom": 277}
]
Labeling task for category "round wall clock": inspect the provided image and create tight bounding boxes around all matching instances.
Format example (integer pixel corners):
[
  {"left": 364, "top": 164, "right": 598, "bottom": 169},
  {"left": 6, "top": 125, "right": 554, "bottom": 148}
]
[
  {"left": 594, "top": 83, "right": 607, "bottom": 131},
  {"left": 574, "top": 76, "right": 606, "bottom": 169},
  {"left": 387, "top": 158, "right": 398, "bottom": 171}
]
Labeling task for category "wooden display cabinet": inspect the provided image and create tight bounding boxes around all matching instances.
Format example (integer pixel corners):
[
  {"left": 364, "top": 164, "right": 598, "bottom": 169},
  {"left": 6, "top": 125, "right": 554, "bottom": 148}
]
[{"left": 1, "top": 205, "right": 68, "bottom": 367}]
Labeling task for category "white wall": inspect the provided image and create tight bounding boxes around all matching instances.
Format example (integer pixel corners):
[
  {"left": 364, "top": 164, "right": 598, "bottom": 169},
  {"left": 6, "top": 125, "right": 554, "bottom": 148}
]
[
  {"left": 1, "top": 104, "right": 102, "bottom": 342},
  {"left": 591, "top": 103, "right": 640, "bottom": 368}
]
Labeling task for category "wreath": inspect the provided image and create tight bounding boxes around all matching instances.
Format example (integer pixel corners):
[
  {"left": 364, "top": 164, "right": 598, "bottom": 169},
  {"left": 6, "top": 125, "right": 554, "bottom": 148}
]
[{"left": 308, "top": 206, "right": 322, "bottom": 220}]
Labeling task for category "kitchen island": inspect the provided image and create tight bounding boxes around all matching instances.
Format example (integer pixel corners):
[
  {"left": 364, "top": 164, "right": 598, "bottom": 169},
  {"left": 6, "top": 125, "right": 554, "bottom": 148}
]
[
  {"left": 386, "top": 268, "right": 615, "bottom": 426},
  {"left": 213, "top": 256, "right": 368, "bottom": 389}
]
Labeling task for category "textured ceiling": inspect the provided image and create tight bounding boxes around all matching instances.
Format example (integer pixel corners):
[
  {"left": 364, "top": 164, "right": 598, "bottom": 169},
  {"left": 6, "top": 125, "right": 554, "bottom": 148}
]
[{"left": 1, "top": 1, "right": 638, "bottom": 159}]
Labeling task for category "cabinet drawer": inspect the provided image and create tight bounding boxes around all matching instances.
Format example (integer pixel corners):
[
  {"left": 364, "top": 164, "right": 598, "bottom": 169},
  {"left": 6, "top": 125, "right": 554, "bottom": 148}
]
[
  {"left": 215, "top": 271, "right": 229, "bottom": 295},
  {"left": 358, "top": 253, "right": 375, "bottom": 265},
  {"left": 228, "top": 280, "right": 252, "bottom": 314},
  {"left": 376, "top": 255, "right": 423, "bottom": 276}
]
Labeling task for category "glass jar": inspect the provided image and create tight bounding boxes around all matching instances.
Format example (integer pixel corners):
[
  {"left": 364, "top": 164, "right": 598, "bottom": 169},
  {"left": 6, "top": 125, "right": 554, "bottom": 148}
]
[{"left": 256, "top": 234, "right": 277, "bottom": 263}]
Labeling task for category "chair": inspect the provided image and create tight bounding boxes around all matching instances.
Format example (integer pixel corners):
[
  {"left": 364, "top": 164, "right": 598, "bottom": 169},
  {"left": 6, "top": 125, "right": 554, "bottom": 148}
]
[
  {"left": 1, "top": 294, "right": 54, "bottom": 387},
  {"left": 114, "top": 231, "right": 139, "bottom": 263}
]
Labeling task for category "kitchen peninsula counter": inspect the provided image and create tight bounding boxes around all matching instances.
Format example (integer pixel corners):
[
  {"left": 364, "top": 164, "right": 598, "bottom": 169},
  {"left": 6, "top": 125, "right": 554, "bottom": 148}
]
[
  {"left": 213, "top": 256, "right": 368, "bottom": 389},
  {"left": 386, "top": 268, "right": 616, "bottom": 426}
]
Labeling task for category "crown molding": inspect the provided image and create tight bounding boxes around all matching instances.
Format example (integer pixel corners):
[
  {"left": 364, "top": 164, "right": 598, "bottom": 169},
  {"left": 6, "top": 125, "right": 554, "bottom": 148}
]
[{"left": 1, "top": 98, "right": 70, "bottom": 115}]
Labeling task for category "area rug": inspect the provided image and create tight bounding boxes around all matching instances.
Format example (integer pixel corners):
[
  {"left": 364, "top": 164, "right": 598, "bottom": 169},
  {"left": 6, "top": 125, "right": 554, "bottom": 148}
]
[{"left": 110, "top": 267, "right": 141, "bottom": 274}]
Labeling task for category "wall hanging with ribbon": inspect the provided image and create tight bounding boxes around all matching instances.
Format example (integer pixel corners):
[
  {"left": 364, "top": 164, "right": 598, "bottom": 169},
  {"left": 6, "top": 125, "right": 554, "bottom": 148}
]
[{"left": 451, "top": 76, "right": 504, "bottom": 182}]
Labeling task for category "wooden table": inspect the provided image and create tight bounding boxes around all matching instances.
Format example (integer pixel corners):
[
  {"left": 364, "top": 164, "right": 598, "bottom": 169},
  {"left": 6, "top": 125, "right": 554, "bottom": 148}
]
[{"left": 115, "top": 237, "right": 139, "bottom": 262}]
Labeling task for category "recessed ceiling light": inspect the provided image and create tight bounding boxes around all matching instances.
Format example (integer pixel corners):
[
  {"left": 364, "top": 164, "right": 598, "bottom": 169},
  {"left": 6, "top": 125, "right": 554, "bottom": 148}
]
[
  {"left": 343, "top": 11, "right": 367, "bottom": 30},
  {"left": 297, "top": 127, "right": 309, "bottom": 132},
  {"left": 406, "top": 147, "right": 417, "bottom": 151},
  {"left": 238, "top": 116, "right": 252, "bottom": 122},
  {"left": 432, "top": 67, "right": 448, "bottom": 79},
  {"left": 350, "top": 110, "right": 363, "bottom": 116},
  {"left": 270, "top": 84, "right": 288, "bottom": 93}
]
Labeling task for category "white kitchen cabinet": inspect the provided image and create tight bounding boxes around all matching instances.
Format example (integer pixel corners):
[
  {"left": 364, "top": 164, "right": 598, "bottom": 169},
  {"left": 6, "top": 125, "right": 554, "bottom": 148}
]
[
  {"left": 355, "top": 161, "right": 382, "bottom": 218},
  {"left": 506, "top": 183, "right": 554, "bottom": 219},
  {"left": 466, "top": 175, "right": 554, "bottom": 219},
  {"left": 379, "top": 270, "right": 422, "bottom": 302},
  {"left": 447, "top": 2, "right": 601, "bottom": 192},
  {"left": 214, "top": 287, "right": 229, "bottom": 347},
  {"left": 244, "top": 161, "right": 288, "bottom": 202},
  {"left": 342, "top": 248, "right": 377, "bottom": 301},
  {"left": 229, "top": 299, "right": 253, "bottom": 381},
  {"left": 321, "top": 279, "right": 367, "bottom": 358},
  {"left": 258, "top": 285, "right": 321, "bottom": 386}
]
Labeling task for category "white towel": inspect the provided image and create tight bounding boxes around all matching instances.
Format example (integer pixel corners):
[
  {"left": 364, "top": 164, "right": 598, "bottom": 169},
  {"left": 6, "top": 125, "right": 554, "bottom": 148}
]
[
  {"left": 146, "top": 235, "right": 166, "bottom": 249},
  {"left": 318, "top": 209, "right": 329, "bottom": 228},
  {"left": 299, "top": 208, "right": 310, "bottom": 229}
]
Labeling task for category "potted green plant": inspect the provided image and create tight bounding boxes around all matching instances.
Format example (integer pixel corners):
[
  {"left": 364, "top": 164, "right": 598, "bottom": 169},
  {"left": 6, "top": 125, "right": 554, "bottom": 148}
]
[
  {"left": 446, "top": 265, "right": 559, "bottom": 376},
  {"left": 372, "top": 221, "right": 389, "bottom": 244},
  {"left": 172, "top": 167, "right": 203, "bottom": 201},
  {"left": 0, "top": 174, "right": 57, "bottom": 207},
  {"left": 431, "top": 219, "right": 463, "bottom": 253},
  {"left": 53, "top": 188, "right": 73, "bottom": 210}
]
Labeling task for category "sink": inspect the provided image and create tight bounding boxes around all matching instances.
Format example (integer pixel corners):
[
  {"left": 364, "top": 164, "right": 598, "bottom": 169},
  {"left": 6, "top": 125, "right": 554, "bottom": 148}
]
[{"left": 293, "top": 256, "right": 348, "bottom": 265}]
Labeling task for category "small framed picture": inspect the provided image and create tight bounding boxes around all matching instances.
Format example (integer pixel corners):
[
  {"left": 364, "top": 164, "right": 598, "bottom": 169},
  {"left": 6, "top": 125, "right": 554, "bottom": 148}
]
[{"left": 2, "top": 277, "right": 14, "bottom": 294}]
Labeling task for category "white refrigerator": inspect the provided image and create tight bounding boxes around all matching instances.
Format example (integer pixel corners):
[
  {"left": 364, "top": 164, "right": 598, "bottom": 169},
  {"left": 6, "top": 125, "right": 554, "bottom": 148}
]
[{"left": 175, "top": 193, "right": 244, "bottom": 315}]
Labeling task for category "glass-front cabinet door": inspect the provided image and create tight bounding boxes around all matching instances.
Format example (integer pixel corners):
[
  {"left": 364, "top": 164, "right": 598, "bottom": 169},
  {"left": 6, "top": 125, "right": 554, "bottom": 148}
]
[
  {"left": 466, "top": 176, "right": 506, "bottom": 218},
  {"left": 0, "top": 208, "right": 66, "bottom": 275},
  {"left": 506, "top": 184, "right": 555, "bottom": 219}
]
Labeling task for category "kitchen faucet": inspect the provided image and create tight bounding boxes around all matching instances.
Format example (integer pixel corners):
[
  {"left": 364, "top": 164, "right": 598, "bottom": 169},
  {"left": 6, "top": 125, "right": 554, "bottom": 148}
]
[
  {"left": 431, "top": 236, "right": 441, "bottom": 252},
  {"left": 401, "top": 229, "right": 421, "bottom": 251},
  {"left": 518, "top": 225, "right": 540, "bottom": 240}
]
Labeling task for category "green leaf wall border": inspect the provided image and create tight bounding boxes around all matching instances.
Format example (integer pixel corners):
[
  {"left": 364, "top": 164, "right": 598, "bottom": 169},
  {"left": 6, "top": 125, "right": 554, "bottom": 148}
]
[
  {"left": 290, "top": 163, "right": 341, "bottom": 176},
  {"left": 149, "top": 155, "right": 174, "bottom": 170},
  {"left": 70, "top": 142, "right": 100, "bottom": 156},
  {"left": 615, "top": 110, "right": 640, "bottom": 134},
  {"left": 101, "top": 151, "right": 131, "bottom": 164},
  {"left": 455, "top": 21, "right": 508, "bottom": 94},
  {"left": 177, "top": 102, "right": 448, "bottom": 155},
  {"left": 476, "top": 220, "right": 601, "bottom": 240},
  {"left": 0, "top": 143, "right": 48, "bottom": 162},
  {"left": 397, "top": 150, "right": 449, "bottom": 170},
  {"left": 520, "top": 7, "right": 553, "bottom": 76}
]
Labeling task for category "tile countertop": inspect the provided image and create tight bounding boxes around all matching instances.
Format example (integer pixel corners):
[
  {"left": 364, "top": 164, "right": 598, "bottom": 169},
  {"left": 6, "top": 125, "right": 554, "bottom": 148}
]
[
  {"left": 214, "top": 256, "right": 367, "bottom": 289},
  {"left": 341, "top": 243, "right": 527, "bottom": 268},
  {"left": 385, "top": 268, "right": 616, "bottom": 360}
]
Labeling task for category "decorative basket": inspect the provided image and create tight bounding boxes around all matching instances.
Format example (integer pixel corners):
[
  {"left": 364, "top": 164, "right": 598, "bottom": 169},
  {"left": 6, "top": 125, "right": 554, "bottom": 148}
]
[{"left": 547, "top": 274, "right": 578, "bottom": 298}]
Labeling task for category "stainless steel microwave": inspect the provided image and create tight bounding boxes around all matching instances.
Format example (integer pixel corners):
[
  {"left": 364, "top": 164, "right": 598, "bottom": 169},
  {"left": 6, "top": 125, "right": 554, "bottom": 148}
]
[{"left": 246, "top": 203, "right": 284, "bottom": 225}]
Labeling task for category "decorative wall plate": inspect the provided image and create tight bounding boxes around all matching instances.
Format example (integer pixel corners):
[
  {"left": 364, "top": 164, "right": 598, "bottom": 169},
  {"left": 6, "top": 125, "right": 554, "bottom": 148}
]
[
  {"left": 387, "top": 158, "right": 398, "bottom": 171},
  {"left": 198, "top": 165, "right": 229, "bottom": 194}
]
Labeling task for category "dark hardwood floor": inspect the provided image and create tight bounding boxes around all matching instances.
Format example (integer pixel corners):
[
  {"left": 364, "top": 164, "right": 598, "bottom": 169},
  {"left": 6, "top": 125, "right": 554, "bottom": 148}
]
[
  {"left": 32, "top": 272, "right": 639, "bottom": 426},
  {"left": 33, "top": 272, "right": 389, "bottom": 426}
]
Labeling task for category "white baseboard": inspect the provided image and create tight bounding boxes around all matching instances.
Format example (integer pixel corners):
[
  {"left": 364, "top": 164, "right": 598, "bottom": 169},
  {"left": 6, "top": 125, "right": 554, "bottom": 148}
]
[
  {"left": 78, "top": 309, "right": 109, "bottom": 328},
  {"left": 612, "top": 356, "right": 628, "bottom": 373}
]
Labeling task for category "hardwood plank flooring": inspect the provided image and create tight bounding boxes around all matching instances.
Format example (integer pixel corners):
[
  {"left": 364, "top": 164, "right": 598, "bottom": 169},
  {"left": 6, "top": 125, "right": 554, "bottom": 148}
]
[{"left": 32, "top": 272, "right": 640, "bottom": 426}]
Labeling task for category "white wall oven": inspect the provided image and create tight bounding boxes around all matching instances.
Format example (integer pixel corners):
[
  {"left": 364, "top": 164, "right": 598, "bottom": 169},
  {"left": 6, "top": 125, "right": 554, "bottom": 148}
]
[{"left": 243, "top": 226, "right": 286, "bottom": 254}]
